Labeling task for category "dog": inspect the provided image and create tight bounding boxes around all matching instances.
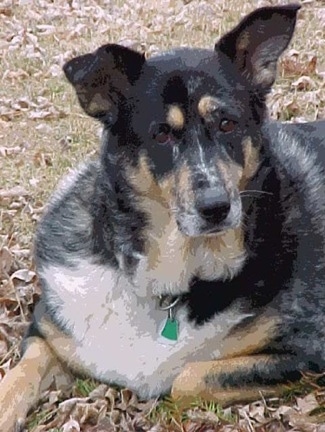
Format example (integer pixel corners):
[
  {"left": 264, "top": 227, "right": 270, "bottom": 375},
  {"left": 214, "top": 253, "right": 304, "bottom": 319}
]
[{"left": 1, "top": 3, "right": 325, "bottom": 430}]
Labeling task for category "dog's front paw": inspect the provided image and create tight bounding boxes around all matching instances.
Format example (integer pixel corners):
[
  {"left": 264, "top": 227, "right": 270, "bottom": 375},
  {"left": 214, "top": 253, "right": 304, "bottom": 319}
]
[
  {"left": 171, "top": 361, "right": 210, "bottom": 401},
  {"left": 172, "top": 358, "right": 282, "bottom": 406},
  {"left": 13, "top": 419, "right": 25, "bottom": 432},
  {"left": 0, "top": 364, "right": 38, "bottom": 431},
  {"left": 0, "top": 393, "right": 27, "bottom": 432}
]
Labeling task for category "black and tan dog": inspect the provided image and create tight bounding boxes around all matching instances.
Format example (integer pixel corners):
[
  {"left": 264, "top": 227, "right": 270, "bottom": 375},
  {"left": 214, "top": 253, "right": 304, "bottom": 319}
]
[{"left": 1, "top": 4, "right": 325, "bottom": 430}]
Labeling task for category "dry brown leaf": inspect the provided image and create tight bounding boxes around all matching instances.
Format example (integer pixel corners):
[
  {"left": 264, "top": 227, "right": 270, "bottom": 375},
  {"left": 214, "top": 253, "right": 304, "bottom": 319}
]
[
  {"left": 62, "top": 418, "right": 81, "bottom": 432},
  {"left": 117, "top": 388, "right": 138, "bottom": 411},
  {"left": 292, "top": 76, "right": 317, "bottom": 91},
  {"left": 104, "top": 387, "right": 118, "bottom": 407},
  {"left": 59, "top": 397, "right": 89, "bottom": 413},
  {"left": 36, "top": 24, "right": 56, "bottom": 35},
  {"left": 11, "top": 269, "right": 36, "bottom": 284},
  {"left": 89, "top": 384, "right": 109, "bottom": 400},
  {"left": 280, "top": 55, "right": 318, "bottom": 77},
  {"left": 0, "top": 247, "right": 14, "bottom": 277},
  {"left": 0, "top": 186, "right": 29, "bottom": 199},
  {"left": 2, "top": 69, "right": 30, "bottom": 81},
  {"left": 0, "top": 5, "right": 12, "bottom": 16},
  {"left": 28, "top": 108, "right": 67, "bottom": 120},
  {"left": 0, "top": 146, "right": 21, "bottom": 156},
  {"left": 0, "top": 340, "right": 8, "bottom": 358},
  {"left": 296, "top": 394, "right": 319, "bottom": 415}
]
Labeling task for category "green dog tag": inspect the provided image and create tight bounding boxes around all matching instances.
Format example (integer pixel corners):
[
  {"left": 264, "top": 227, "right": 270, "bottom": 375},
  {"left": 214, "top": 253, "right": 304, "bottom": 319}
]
[{"left": 161, "top": 318, "right": 178, "bottom": 341}]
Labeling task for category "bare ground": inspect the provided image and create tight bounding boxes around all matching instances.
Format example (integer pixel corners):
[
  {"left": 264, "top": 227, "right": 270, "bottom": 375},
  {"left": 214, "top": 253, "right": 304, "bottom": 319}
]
[{"left": 1, "top": 0, "right": 325, "bottom": 430}]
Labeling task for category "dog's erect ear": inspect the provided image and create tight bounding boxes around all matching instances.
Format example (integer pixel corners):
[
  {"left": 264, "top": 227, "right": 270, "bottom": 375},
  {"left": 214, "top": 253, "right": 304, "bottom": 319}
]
[
  {"left": 215, "top": 5, "right": 300, "bottom": 91},
  {"left": 63, "top": 44, "right": 146, "bottom": 121}
]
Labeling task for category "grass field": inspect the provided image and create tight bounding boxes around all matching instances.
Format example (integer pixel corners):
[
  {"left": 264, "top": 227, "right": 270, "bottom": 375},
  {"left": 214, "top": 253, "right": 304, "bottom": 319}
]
[{"left": 1, "top": 0, "right": 325, "bottom": 430}]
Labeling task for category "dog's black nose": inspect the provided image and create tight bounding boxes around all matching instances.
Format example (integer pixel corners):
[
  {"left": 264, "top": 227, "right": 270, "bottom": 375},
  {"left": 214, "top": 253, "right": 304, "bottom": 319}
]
[{"left": 196, "top": 188, "right": 230, "bottom": 224}]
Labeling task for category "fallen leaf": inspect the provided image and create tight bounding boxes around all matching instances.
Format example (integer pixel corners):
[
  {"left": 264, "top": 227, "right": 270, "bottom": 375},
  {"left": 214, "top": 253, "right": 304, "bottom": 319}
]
[
  {"left": 0, "top": 247, "right": 13, "bottom": 277},
  {"left": 0, "top": 186, "right": 29, "bottom": 200},
  {"left": 292, "top": 76, "right": 317, "bottom": 91},
  {"left": 62, "top": 418, "right": 80, "bottom": 432},
  {"left": 296, "top": 393, "right": 319, "bottom": 415},
  {"left": 11, "top": 269, "right": 36, "bottom": 284}
]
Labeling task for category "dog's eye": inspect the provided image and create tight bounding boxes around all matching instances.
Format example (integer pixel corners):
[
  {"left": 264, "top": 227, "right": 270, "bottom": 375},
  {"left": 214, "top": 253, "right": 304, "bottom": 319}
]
[
  {"left": 151, "top": 123, "right": 172, "bottom": 145},
  {"left": 219, "top": 119, "right": 237, "bottom": 133}
]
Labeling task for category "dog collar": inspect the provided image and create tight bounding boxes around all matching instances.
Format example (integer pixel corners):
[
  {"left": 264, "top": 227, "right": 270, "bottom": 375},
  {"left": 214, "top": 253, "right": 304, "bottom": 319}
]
[{"left": 158, "top": 295, "right": 180, "bottom": 342}]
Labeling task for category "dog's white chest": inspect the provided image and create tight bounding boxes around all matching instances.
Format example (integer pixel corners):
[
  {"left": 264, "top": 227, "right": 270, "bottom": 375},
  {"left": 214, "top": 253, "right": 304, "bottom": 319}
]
[{"left": 41, "top": 259, "right": 247, "bottom": 398}]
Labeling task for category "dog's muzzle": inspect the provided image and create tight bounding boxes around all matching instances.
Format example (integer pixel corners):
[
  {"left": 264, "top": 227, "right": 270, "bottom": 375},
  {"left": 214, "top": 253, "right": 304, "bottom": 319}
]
[
  {"left": 175, "top": 185, "right": 241, "bottom": 237},
  {"left": 195, "top": 187, "right": 230, "bottom": 226}
]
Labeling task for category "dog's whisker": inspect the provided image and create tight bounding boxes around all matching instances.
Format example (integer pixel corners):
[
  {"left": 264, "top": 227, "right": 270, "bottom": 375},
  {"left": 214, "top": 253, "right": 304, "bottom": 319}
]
[{"left": 239, "top": 190, "right": 274, "bottom": 198}]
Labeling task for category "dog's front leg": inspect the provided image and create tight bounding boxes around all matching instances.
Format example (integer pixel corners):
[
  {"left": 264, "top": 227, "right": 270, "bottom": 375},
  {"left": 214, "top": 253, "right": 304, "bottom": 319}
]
[
  {"left": 171, "top": 355, "right": 294, "bottom": 406},
  {"left": 0, "top": 336, "right": 72, "bottom": 431}
]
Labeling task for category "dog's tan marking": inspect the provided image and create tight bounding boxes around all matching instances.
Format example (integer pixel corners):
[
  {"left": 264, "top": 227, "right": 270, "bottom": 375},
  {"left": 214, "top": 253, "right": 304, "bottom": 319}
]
[
  {"left": 235, "top": 30, "right": 275, "bottom": 87},
  {"left": 146, "top": 216, "right": 190, "bottom": 285},
  {"left": 87, "top": 92, "right": 112, "bottom": 116},
  {"left": 0, "top": 336, "right": 72, "bottom": 431},
  {"left": 197, "top": 95, "right": 218, "bottom": 118},
  {"left": 128, "top": 156, "right": 246, "bottom": 290},
  {"left": 144, "top": 163, "right": 192, "bottom": 284},
  {"left": 171, "top": 356, "right": 282, "bottom": 406},
  {"left": 127, "top": 156, "right": 191, "bottom": 288},
  {"left": 143, "top": 189, "right": 190, "bottom": 287},
  {"left": 167, "top": 104, "right": 185, "bottom": 130},
  {"left": 127, "top": 155, "right": 173, "bottom": 206},
  {"left": 38, "top": 315, "right": 86, "bottom": 374},
  {"left": 236, "top": 30, "right": 250, "bottom": 55},
  {"left": 216, "top": 159, "right": 242, "bottom": 194},
  {"left": 222, "top": 314, "right": 280, "bottom": 358},
  {"left": 239, "top": 137, "right": 260, "bottom": 190},
  {"left": 172, "top": 313, "right": 281, "bottom": 404},
  {"left": 216, "top": 137, "right": 260, "bottom": 193}
]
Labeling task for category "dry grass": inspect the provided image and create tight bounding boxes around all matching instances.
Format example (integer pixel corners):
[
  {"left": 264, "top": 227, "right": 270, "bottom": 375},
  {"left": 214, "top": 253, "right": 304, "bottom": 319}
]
[{"left": 0, "top": 0, "right": 325, "bottom": 430}]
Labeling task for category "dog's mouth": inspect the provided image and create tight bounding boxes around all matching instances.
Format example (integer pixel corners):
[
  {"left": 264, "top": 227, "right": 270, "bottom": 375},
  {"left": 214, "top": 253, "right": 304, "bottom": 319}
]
[{"left": 176, "top": 219, "right": 240, "bottom": 238}]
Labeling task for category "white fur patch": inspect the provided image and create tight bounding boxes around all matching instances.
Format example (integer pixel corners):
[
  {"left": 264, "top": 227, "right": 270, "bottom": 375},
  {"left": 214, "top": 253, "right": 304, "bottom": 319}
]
[{"left": 41, "top": 259, "right": 251, "bottom": 398}]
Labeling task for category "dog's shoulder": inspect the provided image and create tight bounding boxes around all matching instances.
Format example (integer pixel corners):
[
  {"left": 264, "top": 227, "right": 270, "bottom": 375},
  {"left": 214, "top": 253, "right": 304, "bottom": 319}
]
[
  {"left": 261, "top": 120, "right": 325, "bottom": 279},
  {"left": 34, "top": 159, "right": 101, "bottom": 268},
  {"left": 268, "top": 119, "right": 325, "bottom": 147},
  {"left": 265, "top": 120, "right": 325, "bottom": 186},
  {"left": 47, "top": 159, "right": 99, "bottom": 208}
]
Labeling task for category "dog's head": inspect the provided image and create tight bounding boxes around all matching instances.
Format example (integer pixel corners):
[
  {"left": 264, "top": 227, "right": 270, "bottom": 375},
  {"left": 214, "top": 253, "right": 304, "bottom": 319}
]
[{"left": 64, "top": 5, "right": 300, "bottom": 237}]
